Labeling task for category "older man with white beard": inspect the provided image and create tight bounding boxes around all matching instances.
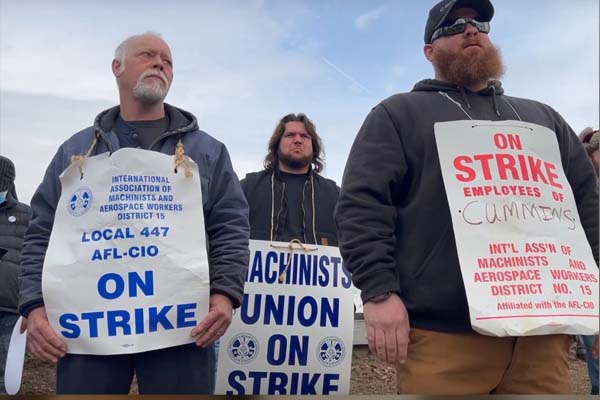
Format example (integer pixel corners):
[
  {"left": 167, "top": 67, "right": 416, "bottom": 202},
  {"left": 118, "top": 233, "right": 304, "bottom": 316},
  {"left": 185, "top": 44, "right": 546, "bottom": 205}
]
[{"left": 18, "top": 32, "right": 250, "bottom": 394}]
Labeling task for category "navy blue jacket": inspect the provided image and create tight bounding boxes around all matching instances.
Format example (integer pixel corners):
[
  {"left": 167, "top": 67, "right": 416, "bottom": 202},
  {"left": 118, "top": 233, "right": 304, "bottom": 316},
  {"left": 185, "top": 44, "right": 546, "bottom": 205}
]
[{"left": 18, "top": 104, "right": 250, "bottom": 316}]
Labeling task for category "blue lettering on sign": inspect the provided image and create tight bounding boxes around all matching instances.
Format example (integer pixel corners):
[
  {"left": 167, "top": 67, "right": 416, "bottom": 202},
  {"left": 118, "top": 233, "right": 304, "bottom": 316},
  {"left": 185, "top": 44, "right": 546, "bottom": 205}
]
[
  {"left": 318, "top": 256, "right": 329, "bottom": 286},
  {"left": 322, "top": 373, "right": 339, "bottom": 394},
  {"left": 265, "top": 251, "right": 278, "bottom": 283},
  {"left": 176, "top": 303, "right": 197, "bottom": 327},
  {"left": 332, "top": 257, "right": 352, "bottom": 289},
  {"left": 149, "top": 305, "right": 174, "bottom": 331},
  {"left": 225, "top": 371, "right": 246, "bottom": 395},
  {"left": 299, "top": 255, "right": 312, "bottom": 285},
  {"left": 97, "top": 271, "right": 154, "bottom": 300},
  {"left": 240, "top": 294, "right": 339, "bottom": 327},
  {"left": 269, "top": 372, "right": 287, "bottom": 394},
  {"left": 91, "top": 248, "right": 123, "bottom": 261},
  {"left": 267, "top": 334, "right": 308, "bottom": 366},
  {"left": 135, "top": 308, "right": 145, "bottom": 334},
  {"left": 91, "top": 246, "right": 159, "bottom": 261},
  {"left": 265, "top": 295, "right": 285, "bottom": 325},
  {"left": 81, "top": 311, "right": 104, "bottom": 338},
  {"left": 59, "top": 314, "right": 80, "bottom": 338},
  {"left": 321, "top": 298, "right": 339, "bottom": 327},
  {"left": 58, "top": 303, "right": 198, "bottom": 339},
  {"left": 107, "top": 310, "right": 131, "bottom": 336},
  {"left": 246, "top": 251, "right": 349, "bottom": 289},
  {"left": 299, "top": 373, "right": 320, "bottom": 394},
  {"left": 248, "top": 250, "right": 263, "bottom": 283},
  {"left": 297, "top": 296, "right": 317, "bottom": 326},
  {"left": 249, "top": 371, "right": 267, "bottom": 394},
  {"left": 227, "top": 370, "right": 247, "bottom": 395},
  {"left": 225, "top": 371, "right": 340, "bottom": 395},
  {"left": 128, "top": 271, "right": 154, "bottom": 297},
  {"left": 81, "top": 227, "right": 135, "bottom": 242},
  {"left": 241, "top": 293, "right": 261, "bottom": 325}
]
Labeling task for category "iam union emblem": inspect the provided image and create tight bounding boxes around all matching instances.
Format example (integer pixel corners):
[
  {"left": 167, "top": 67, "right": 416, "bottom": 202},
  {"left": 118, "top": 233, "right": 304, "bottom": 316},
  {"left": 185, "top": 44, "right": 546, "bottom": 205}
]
[
  {"left": 68, "top": 187, "right": 93, "bottom": 217},
  {"left": 228, "top": 333, "right": 259, "bottom": 365},
  {"left": 316, "top": 336, "right": 345, "bottom": 367}
]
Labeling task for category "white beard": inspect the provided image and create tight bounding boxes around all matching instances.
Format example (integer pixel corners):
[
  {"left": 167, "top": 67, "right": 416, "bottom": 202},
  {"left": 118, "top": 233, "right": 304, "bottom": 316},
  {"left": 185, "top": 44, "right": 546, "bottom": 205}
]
[{"left": 132, "top": 70, "right": 170, "bottom": 104}]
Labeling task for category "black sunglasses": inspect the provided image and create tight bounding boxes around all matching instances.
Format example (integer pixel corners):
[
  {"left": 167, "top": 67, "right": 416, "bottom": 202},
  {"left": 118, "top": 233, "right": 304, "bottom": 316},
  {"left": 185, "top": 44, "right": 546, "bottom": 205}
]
[{"left": 431, "top": 17, "right": 491, "bottom": 42}]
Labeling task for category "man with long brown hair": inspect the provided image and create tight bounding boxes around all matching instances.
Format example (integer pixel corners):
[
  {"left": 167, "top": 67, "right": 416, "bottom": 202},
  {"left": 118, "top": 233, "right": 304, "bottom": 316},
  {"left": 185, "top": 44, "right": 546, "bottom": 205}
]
[{"left": 241, "top": 113, "right": 339, "bottom": 246}]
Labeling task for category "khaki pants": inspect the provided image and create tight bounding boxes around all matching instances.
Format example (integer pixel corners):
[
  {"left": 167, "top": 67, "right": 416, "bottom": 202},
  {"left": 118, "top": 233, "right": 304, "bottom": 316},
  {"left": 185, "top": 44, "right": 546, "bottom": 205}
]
[{"left": 396, "top": 328, "right": 571, "bottom": 395}]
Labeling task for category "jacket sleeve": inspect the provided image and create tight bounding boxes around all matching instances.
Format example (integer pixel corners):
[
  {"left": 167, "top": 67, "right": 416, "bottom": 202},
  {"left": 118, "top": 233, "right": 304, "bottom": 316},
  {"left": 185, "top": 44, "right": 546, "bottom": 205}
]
[
  {"left": 334, "top": 105, "right": 407, "bottom": 303},
  {"left": 18, "top": 146, "right": 65, "bottom": 317},
  {"left": 205, "top": 145, "right": 250, "bottom": 308},
  {"left": 554, "top": 112, "right": 599, "bottom": 265}
]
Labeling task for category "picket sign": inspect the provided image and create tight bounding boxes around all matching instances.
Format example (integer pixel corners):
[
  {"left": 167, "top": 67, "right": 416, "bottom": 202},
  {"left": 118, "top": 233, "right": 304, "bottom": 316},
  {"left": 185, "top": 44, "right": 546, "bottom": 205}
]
[
  {"left": 435, "top": 120, "right": 599, "bottom": 336},
  {"left": 215, "top": 240, "right": 355, "bottom": 395},
  {"left": 42, "top": 148, "right": 210, "bottom": 354}
]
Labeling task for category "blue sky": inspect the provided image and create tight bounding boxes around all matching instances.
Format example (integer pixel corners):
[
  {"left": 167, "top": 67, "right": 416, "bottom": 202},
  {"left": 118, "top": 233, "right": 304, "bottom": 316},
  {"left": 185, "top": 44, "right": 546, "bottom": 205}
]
[{"left": 1, "top": 0, "right": 598, "bottom": 203}]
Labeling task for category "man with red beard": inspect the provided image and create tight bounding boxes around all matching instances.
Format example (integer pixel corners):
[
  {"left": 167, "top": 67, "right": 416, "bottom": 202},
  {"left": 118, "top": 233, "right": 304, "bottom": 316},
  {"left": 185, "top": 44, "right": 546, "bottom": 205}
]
[
  {"left": 335, "top": 0, "right": 599, "bottom": 394},
  {"left": 241, "top": 113, "right": 339, "bottom": 246}
]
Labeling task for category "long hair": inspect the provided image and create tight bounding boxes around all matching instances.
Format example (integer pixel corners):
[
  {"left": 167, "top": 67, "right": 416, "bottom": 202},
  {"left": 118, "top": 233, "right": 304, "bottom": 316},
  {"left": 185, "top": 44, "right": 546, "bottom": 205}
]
[{"left": 263, "top": 113, "right": 324, "bottom": 173}]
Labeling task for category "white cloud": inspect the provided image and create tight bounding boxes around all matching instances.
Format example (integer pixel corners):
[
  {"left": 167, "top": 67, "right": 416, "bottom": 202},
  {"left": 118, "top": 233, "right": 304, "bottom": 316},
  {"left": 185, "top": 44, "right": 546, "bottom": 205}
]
[{"left": 355, "top": 6, "right": 386, "bottom": 30}]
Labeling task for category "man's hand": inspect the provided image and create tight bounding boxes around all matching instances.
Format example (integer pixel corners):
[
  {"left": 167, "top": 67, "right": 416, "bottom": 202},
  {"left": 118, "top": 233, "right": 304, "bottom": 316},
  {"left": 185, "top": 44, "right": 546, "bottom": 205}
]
[
  {"left": 593, "top": 335, "right": 599, "bottom": 359},
  {"left": 364, "top": 293, "right": 410, "bottom": 365},
  {"left": 26, "top": 307, "right": 67, "bottom": 363},
  {"left": 19, "top": 317, "right": 27, "bottom": 334},
  {"left": 191, "top": 293, "right": 233, "bottom": 347}
]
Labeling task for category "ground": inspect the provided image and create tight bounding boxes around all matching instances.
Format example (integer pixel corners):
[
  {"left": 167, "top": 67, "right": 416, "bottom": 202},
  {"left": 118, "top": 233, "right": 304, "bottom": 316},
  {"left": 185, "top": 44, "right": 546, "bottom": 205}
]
[{"left": 18, "top": 345, "right": 592, "bottom": 395}]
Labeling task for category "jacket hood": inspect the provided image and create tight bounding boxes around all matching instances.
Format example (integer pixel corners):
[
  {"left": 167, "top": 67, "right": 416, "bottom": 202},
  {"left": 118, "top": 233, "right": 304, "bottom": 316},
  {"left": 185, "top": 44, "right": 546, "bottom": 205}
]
[
  {"left": 412, "top": 79, "right": 504, "bottom": 96},
  {"left": 0, "top": 191, "right": 19, "bottom": 208},
  {"left": 92, "top": 103, "right": 199, "bottom": 151},
  {"left": 411, "top": 79, "right": 513, "bottom": 119}
]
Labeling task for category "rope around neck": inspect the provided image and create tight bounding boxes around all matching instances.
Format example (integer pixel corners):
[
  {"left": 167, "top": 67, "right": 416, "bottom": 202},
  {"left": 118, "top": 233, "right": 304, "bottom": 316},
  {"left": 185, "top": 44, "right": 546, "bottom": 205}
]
[
  {"left": 70, "top": 135, "right": 99, "bottom": 179},
  {"left": 174, "top": 140, "right": 193, "bottom": 177}
]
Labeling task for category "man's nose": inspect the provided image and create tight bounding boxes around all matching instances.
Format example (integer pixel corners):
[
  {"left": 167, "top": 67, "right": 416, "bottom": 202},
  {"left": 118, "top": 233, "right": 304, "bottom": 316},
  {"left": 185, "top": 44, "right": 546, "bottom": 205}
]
[
  {"left": 464, "top": 22, "right": 479, "bottom": 36},
  {"left": 152, "top": 56, "right": 164, "bottom": 71}
]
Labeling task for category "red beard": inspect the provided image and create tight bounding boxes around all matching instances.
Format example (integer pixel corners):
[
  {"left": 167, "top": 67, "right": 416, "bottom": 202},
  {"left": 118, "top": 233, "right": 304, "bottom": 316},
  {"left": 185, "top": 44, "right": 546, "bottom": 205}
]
[{"left": 432, "top": 41, "right": 505, "bottom": 88}]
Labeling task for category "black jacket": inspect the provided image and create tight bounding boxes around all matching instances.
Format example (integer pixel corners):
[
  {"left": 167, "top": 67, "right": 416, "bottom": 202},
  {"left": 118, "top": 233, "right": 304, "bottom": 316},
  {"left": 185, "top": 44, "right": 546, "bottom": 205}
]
[
  {"left": 335, "top": 79, "right": 599, "bottom": 333},
  {"left": 241, "top": 169, "right": 339, "bottom": 246},
  {"left": 0, "top": 192, "right": 31, "bottom": 314}
]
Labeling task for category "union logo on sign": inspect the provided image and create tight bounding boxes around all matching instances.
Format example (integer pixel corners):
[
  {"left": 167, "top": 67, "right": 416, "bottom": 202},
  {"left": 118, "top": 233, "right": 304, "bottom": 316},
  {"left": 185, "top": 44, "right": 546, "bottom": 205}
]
[
  {"left": 316, "top": 336, "right": 345, "bottom": 367},
  {"left": 68, "top": 187, "right": 93, "bottom": 217},
  {"left": 228, "top": 333, "right": 258, "bottom": 365}
]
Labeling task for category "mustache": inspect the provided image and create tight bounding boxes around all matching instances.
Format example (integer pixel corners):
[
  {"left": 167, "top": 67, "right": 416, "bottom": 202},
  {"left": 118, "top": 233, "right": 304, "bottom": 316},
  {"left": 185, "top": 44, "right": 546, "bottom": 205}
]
[
  {"left": 463, "top": 39, "right": 482, "bottom": 48},
  {"left": 139, "top": 69, "right": 168, "bottom": 86}
]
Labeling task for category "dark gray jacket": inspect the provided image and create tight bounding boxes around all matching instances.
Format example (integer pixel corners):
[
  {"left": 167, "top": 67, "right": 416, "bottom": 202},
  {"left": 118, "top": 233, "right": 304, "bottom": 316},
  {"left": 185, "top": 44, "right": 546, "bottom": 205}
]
[
  {"left": 0, "top": 192, "right": 31, "bottom": 314},
  {"left": 335, "top": 79, "right": 599, "bottom": 333},
  {"left": 18, "top": 104, "right": 250, "bottom": 316}
]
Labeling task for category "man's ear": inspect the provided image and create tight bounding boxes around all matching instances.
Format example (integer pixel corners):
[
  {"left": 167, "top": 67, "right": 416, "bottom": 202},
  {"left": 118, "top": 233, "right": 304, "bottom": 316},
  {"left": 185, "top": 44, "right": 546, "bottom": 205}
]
[
  {"left": 424, "top": 44, "right": 434, "bottom": 62},
  {"left": 112, "top": 59, "right": 122, "bottom": 78}
]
